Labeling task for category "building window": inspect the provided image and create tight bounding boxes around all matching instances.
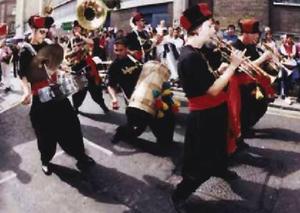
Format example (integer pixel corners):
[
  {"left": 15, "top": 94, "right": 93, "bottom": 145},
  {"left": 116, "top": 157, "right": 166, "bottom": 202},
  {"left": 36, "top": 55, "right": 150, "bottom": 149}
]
[{"left": 273, "top": 0, "right": 300, "bottom": 6}]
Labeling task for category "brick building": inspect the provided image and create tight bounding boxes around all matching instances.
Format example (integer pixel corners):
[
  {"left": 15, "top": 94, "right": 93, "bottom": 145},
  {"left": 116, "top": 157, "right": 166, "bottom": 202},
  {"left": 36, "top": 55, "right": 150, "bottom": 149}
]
[
  {"left": 191, "top": 0, "right": 300, "bottom": 35},
  {"left": 0, "top": 0, "right": 16, "bottom": 36},
  {"left": 14, "top": 0, "right": 300, "bottom": 37}
]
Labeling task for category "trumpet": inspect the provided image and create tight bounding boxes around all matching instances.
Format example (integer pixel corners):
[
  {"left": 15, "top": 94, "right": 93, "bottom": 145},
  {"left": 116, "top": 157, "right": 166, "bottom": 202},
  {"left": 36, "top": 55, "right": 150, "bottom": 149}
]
[{"left": 212, "top": 36, "right": 277, "bottom": 83}]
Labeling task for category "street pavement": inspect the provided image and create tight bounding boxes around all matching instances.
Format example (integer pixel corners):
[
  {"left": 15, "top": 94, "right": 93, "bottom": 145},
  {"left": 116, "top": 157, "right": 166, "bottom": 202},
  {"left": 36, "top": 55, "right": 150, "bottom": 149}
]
[{"left": 0, "top": 77, "right": 300, "bottom": 213}]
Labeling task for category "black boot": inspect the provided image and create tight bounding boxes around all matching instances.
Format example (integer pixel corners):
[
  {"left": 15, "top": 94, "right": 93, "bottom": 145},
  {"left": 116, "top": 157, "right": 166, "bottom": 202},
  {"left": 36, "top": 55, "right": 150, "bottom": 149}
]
[
  {"left": 169, "top": 193, "right": 187, "bottom": 213},
  {"left": 76, "top": 155, "right": 95, "bottom": 171},
  {"left": 214, "top": 169, "right": 240, "bottom": 181},
  {"left": 41, "top": 163, "right": 52, "bottom": 176}
]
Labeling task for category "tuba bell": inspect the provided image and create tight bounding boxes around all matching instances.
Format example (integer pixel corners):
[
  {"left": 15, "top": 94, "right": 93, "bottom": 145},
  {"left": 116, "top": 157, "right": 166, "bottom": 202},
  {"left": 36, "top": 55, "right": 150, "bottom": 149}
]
[{"left": 77, "top": 0, "right": 108, "bottom": 30}]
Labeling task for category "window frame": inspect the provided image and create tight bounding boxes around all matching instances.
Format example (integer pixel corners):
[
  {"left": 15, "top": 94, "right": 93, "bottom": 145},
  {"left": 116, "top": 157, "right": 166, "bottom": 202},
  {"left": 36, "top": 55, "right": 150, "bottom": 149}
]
[{"left": 273, "top": 0, "right": 300, "bottom": 7}]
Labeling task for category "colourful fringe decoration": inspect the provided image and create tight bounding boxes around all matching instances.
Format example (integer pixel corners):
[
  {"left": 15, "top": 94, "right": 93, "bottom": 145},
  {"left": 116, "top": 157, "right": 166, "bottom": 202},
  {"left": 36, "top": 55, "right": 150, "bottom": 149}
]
[{"left": 152, "top": 82, "right": 180, "bottom": 118}]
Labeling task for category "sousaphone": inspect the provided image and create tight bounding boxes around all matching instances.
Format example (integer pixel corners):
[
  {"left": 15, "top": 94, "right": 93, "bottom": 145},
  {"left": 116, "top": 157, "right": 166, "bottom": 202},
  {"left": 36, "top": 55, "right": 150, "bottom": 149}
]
[{"left": 77, "top": 0, "right": 108, "bottom": 30}]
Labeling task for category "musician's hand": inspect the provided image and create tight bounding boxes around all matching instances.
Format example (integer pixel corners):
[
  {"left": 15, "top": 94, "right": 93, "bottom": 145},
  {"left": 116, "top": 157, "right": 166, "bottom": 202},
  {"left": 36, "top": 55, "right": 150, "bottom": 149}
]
[
  {"left": 230, "top": 49, "right": 246, "bottom": 70},
  {"left": 217, "top": 62, "right": 229, "bottom": 75},
  {"left": 111, "top": 100, "right": 119, "bottom": 110},
  {"left": 21, "top": 93, "right": 32, "bottom": 105},
  {"left": 260, "top": 51, "right": 273, "bottom": 62}
]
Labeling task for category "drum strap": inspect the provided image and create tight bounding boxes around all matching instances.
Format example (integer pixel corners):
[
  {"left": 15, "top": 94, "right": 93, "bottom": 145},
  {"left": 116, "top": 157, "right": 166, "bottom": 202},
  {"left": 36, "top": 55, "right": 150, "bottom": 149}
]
[{"left": 23, "top": 42, "right": 37, "bottom": 56}]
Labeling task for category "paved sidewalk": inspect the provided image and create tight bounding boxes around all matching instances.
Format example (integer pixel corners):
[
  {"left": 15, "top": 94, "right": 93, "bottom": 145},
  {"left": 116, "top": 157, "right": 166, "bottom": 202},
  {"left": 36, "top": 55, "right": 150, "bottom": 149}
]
[
  {"left": 269, "top": 97, "right": 300, "bottom": 112},
  {"left": 0, "top": 77, "right": 23, "bottom": 114}
]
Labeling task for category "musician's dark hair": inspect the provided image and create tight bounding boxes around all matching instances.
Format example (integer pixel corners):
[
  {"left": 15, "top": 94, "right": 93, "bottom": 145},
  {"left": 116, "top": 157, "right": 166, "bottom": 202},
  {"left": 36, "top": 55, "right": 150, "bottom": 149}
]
[
  {"left": 286, "top": 34, "right": 294, "bottom": 39},
  {"left": 114, "top": 38, "right": 127, "bottom": 47}
]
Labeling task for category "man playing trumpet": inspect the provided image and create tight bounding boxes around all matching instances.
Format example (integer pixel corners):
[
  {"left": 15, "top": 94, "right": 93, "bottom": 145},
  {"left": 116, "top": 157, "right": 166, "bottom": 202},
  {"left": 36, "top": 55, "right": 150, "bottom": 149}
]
[
  {"left": 170, "top": 3, "right": 245, "bottom": 212},
  {"left": 227, "top": 18, "right": 276, "bottom": 154}
]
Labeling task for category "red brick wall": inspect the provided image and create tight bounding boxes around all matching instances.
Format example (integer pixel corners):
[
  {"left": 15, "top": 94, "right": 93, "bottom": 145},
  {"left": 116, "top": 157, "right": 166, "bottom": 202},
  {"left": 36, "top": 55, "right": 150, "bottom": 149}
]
[
  {"left": 270, "top": 5, "right": 300, "bottom": 34},
  {"left": 213, "top": 0, "right": 269, "bottom": 31}
]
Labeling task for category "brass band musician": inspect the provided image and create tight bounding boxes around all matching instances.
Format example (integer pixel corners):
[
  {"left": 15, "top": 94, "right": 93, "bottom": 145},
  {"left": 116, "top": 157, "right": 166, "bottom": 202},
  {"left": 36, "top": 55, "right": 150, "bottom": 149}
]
[
  {"left": 68, "top": 20, "right": 109, "bottom": 114},
  {"left": 126, "top": 12, "right": 153, "bottom": 62},
  {"left": 227, "top": 18, "right": 276, "bottom": 154},
  {"left": 19, "top": 15, "right": 95, "bottom": 175},
  {"left": 171, "top": 4, "right": 245, "bottom": 211}
]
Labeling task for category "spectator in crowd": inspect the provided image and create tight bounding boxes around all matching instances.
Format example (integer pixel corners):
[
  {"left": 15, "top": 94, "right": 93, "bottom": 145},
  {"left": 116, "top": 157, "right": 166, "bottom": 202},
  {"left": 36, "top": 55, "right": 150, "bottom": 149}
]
[
  {"left": 156, "top": 19, "right": 167, "bottom": 36},
  {"left": 223, "top": 24, "right": 238, "bottom": 44},
  {"left": 279, "top": 34, "right": 299, "bottom": 101}
]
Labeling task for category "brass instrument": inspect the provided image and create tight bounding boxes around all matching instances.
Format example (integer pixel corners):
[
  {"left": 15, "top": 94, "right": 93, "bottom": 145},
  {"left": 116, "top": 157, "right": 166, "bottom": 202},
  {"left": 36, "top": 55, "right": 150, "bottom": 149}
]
[
  {"left": 65, "top": 44, "right": 89, "bottom": 65},
  {"left": 212, "top": 36, "right": 277, "bottom": 83},
  {"left": 77, "top": 0, "right": 108, "bottom": 30},
  {"left": 261, "top": 42, "right": 293, "bottom": 76}
]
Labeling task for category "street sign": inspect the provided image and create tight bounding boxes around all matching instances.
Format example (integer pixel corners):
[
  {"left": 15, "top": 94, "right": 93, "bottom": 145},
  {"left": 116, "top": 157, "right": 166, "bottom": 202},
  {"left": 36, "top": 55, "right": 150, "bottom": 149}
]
[{"left": 61, "top": 21, "right": 73, "bottom": 31}]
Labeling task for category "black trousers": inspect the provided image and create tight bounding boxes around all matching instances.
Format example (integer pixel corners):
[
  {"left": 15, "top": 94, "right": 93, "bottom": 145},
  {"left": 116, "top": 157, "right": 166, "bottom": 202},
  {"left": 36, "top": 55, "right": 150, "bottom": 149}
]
[
  {"left": 174, "top": 104, "right": 228, "bottom": 201},
  {"left": 30, "top": 97, "right": 86, "bottom": 165},
  {"left": 72, "top": 79, "right": 108, "bottom": 111},
  {"left": 115, "top": 107, "right": 175, "bottom": 145}
]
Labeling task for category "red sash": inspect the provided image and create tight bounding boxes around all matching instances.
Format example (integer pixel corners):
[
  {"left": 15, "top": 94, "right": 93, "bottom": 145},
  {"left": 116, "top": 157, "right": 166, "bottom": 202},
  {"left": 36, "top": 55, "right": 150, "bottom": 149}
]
[
  {"left": 31, "top": 74, "right": 57, "bottom": 96},
  {"left": 188, "top": 92, "right": 227, "bottom": 111},
  {"left": 226, "top": 72, "right": 275, "bottom": 154},
  {"left": 85, "top": 55, "right": 101, "bottom": 85}
]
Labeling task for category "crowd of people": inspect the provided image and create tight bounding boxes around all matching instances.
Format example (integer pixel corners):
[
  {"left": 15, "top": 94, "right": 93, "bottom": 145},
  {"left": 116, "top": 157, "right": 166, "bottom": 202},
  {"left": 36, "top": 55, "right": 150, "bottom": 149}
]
[{"left": 0, "top": 3, "right": 300, "bottom": 212}]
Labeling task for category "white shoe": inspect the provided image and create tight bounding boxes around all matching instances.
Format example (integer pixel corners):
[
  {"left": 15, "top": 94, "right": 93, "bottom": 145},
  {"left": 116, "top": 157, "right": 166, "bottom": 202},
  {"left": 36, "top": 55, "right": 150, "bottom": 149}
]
[{"left": 284, "top": 97, "right": 293, "bottom": 105}]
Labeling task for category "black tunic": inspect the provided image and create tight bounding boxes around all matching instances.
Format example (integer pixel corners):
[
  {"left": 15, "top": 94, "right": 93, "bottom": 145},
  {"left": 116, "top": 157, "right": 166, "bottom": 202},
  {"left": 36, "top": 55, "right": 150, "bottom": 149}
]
[
  {"left": 19, "top": 42, "right": 85, "bottom": 164},
  {"left": 126, "top": 30, "right": 152, "bottom": 52},
  {"left": 232, "top": 39, "right": 269, "bottom": 130},
  {"left": 177, "top": 45, "right": 228, "bottom": 178},
  {"left": 107, "top": 55, "right": 142, "bottom": 99}
]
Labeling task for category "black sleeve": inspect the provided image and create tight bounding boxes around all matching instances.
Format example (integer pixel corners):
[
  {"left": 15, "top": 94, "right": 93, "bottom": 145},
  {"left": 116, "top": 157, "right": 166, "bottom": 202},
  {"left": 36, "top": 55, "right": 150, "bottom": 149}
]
[
  {"left": 107, "top": 62, "right": 118, "bottom": 87},
  {"left": 126, "top": 32, "right": 140, "bottom": 51},
  {"left": 18, "top": 48, "right": 33, "bottom": 79}
]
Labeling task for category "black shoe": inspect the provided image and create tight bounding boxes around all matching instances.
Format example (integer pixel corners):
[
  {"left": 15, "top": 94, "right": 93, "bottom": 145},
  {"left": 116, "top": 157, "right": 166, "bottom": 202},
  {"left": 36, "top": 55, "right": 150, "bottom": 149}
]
[
  {"left": 4, "top": 87, "right": 11, "bottom": 93},
  {"left": 214, "top": 170, "right": 239, "bottom": 181},
  {"left": 237, "top": 139, "right": 250, "bottom": 151},
  {"left": 169, "top": 194, "right": 187, "bottom": 213},
  {"left": 74, "top": 107, "right": 79, "bottom": 114},
  {"left": 103, "top": 107, "right": 110, "bottom": 114},
  {"left": 76, "top": 156, "right": 95, "bottom": 171},
  {"left": 41, "top": 163, "right": 52, "bottom": 176},
  {"left": 111, "top": 132, "right": 121, "bottom": 144}
]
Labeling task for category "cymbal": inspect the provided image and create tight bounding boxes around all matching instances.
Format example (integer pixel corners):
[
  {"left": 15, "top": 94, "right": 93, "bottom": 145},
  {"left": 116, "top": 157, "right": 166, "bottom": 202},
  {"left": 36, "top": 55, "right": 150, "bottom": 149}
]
[
  {"left": 29, "top": 44, "right": 64, "bottom": 83},
  {"left": 35, "top": 44, "right": 64, "bottom": 70}
]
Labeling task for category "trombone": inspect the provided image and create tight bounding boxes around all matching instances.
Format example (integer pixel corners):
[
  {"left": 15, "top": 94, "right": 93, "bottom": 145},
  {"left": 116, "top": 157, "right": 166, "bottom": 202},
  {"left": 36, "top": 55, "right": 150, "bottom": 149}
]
[{"left": 212, "top": 36, "right": 277, "bottom": 83}]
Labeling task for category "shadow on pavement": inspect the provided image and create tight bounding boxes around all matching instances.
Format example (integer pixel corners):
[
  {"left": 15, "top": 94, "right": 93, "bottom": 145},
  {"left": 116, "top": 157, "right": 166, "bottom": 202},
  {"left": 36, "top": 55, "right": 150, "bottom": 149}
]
[
  {"left": 51, "top": 163, "right": 175, "bottom": 213},
  {"left": 79, "top": 110, "right": 127, "bottom": 126},
  {"left": 81, "top": 123, "right": 184, "bottom": 177},
  {"left": 250, "top": 128, "right": 300, "bottom": 142},
  {"left": 0, "top": 106, "right": 33, "bottom": 184}
]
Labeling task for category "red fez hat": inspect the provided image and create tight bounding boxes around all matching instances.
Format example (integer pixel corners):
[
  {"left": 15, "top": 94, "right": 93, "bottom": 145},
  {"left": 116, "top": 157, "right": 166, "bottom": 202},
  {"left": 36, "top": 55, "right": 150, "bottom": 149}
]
[
  {"left": 238, "top": 18, "right": 260, "bottom": 34},
  {"left": 132, "top": 12, "right": 144, "bottom": 25},
  {"left": 180, "top": 3, "right": 212, "bottom": 32},
  {"left": 0, "top": 23, "right": 8, "bottom": 36},
  {"left": 28, "top": 15, "right": 54, "bottom": 29}
]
